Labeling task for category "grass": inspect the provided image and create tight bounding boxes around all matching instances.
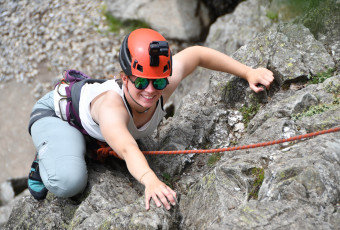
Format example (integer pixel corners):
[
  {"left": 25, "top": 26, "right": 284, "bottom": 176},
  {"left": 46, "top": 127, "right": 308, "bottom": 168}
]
[
  {"left": 266, "top": 0, "right": 324, "bottom": 22},
  {"left": 162, "top": 172, "right": 172, "bottom": 188},
  {"left": 207, "top": 152, "right": 222, "bottom": 166},
  {"left": 307, "top": 68, "right": 335, "bottom": 84},
  {"left": 296, "top": 0, "right": 337, "bottom": 36},
  {"left": 248, "top": 168, "right": 265, "bottom": 200},
  {"left": 103, "top": 11, "right": 150, "bottom": 33},
  {"left": 293, "top": 97, "right": 340, "bottom": 120},
  {"left": 266, "top": 10, "right": 279, "bottom": 22},
  {"left": 240, "top": 103, "right": 260, "bottom": 128}
]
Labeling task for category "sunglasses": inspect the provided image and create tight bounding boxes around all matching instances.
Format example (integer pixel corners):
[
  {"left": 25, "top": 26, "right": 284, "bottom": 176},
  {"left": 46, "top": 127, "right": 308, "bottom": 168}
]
[{"left": 128, "top": 76, "right": 169, "bottom": 90}]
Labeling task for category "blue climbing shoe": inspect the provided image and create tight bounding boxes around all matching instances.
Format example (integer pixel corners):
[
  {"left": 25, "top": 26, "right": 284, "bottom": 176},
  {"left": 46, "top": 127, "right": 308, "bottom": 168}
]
[{"left": 28, "top": 154, "right": 48, "bottom": 200}]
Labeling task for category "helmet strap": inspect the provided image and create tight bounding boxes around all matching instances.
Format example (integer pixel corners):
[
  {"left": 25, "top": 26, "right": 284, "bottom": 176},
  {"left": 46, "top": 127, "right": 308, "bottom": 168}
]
[{"left": 126, "top": 86, "right": 150, "bottom": 114}]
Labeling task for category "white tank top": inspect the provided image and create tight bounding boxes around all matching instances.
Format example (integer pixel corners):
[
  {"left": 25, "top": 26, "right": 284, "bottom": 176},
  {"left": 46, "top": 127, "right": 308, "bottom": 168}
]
[{"left": 78, "top": 79, "right": 166, "bottom": 141}]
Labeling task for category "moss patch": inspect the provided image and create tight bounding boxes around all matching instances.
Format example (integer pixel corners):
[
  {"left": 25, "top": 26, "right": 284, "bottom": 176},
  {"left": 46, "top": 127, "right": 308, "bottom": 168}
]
[
  {"left": 162, "top": 172, "right": 173, "bottom": 188},
  {"left": 104, "top": 13, "right": 150, "bottom": 33},
  {"left": 325, "top": 81, "right": 340, "bottom": 95},
  {"left": 307, "top": 68, "right": 335, "bottom": 84},
  {"left": 278, "top": 167, "right": 303, "bottom": 182},
  {"left": 207, "top": 152, "right": 222, "bottom": 166},
  {"left": 267, "top": 0, "right": 317, "bottom": 22},
  {"left": 266, "top": 10, "right": 279, "bottom": 22},
  {"left": 240, "top": 103, "right": 260, "bottom": 128},
  {"left": 101, "top": 5, "right": 150, "bottom": 33},
  {"left": 296, "top": 0, "right": 338, "bottom": 37},
  {"left": 248, "top": 168, "right": 265, "bottom": 200},
  {"left": 293, "top": 97, "right": 340, "bottom": 120}
]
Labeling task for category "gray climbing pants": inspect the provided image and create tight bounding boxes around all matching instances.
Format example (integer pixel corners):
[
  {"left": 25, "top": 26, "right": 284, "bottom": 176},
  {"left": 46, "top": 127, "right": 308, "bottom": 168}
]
[{"left": 29, "top": 91, "right": 88, "bottom": 197}]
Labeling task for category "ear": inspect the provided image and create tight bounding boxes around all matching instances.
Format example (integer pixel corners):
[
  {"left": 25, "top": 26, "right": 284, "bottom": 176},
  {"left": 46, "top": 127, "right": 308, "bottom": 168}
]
[{"left": 120, "top": 71, "right": 128, "bottom": 84}]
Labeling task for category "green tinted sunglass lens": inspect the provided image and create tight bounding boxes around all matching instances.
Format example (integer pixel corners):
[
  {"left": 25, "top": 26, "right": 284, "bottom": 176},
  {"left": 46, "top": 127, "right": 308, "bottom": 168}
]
[
  {"left": 153, "top": 78, "right": 167, "bottom": 90},
  {"left": 135, "top": 78, "right": 149, "bottom": 89}
]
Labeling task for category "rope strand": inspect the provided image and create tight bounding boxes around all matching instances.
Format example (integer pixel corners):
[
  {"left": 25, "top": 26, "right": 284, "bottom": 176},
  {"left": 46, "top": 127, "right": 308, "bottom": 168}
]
[{"left": 96, "top": 126, "right": 340, "bottom": 158}]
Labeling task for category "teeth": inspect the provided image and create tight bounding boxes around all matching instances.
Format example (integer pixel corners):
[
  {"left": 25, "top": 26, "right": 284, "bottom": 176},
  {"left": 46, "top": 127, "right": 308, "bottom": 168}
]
[{"left": 143, "top": 95, "right": 153, "bottom": 99}]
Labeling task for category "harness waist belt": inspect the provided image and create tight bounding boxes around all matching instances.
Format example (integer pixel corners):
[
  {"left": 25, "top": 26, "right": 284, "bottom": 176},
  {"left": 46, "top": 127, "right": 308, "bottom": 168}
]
[{"left": 28, "top": 108, "right": 58, "bottom": 135}]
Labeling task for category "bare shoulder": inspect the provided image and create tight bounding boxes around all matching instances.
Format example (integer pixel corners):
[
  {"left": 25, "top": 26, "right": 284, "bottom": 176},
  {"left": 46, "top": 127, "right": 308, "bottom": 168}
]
[{"left": 90, "top": 90, "right": 128, "bottom": 124}]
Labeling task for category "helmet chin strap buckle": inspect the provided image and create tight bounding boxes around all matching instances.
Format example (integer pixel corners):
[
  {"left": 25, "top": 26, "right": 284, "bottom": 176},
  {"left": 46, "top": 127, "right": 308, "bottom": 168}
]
[{"left": 149, "top": 41, "right": 169, "bottom": 67}]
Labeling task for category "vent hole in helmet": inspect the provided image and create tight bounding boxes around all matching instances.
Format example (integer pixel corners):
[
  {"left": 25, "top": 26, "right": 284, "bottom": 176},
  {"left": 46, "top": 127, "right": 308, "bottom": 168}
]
[
  {"left": 133, "top": 60, "right": 138, "bottom": 68},
  {"left": 163, "top": 65, "right": 168, "bottom": 73},
  {"left": 137, "top": 64, "right": 143, "bottom": 72}
]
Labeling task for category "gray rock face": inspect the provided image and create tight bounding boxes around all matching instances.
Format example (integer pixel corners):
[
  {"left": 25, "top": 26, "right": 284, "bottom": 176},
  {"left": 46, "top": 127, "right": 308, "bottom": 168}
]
[
  {"left": 218, "top": 23, "right": 335, "bottom": 110},
  {"left": 3, "top": 0, "right": 340, "bottom": 229},
  {"left": 5, "top": 162, "right": 179, "bottom": 229},
  {"left": 205, "top": 0, "right": 273, "bottom": 55},
  {"left": 6, "top": 20, "right": 340, "bottom": 229},
  {"left": 0, "top": 178, "right": 29, "bottom": 228},
  {"left": 179, "top": 74, "right": 340, "bottom": 229},
  {"left": 105, "top": 0, "right": 211, "bottom": 41},
  {"left": 303, "top": 0, "right": 340, "bottom": 64},
  {"left": 168, "top": 0, "right": 274, "bottom": 113}
]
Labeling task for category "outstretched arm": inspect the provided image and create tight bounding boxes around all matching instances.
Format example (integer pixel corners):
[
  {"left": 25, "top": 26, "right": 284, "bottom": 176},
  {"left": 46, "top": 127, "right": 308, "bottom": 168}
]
[
  {"left": 169, "top": 46, "right": 273, "bottom": 93},
  {"left": 91, "top": 91, "right": 177, "bottom": 210}
]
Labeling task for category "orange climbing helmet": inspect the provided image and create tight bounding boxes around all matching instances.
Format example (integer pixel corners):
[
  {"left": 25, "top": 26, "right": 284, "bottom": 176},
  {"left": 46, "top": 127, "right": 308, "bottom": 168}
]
[{"left": 119, "top": 28, "right": 172, "bottom": 79}]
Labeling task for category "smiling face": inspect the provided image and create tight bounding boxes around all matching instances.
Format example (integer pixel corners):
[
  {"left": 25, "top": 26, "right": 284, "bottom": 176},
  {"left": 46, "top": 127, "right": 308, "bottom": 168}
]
[{"left": 121, "top": 73, "right": 164, "bottom": 110}]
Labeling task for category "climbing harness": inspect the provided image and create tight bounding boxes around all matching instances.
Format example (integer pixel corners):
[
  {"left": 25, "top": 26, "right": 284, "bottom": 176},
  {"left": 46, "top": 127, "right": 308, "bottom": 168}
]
[
  {"left": 55, "top": 69, "right": 106, "bottom": 134},
  {"left": 96, "top": 126, "right": 340, "bottom": 158}
]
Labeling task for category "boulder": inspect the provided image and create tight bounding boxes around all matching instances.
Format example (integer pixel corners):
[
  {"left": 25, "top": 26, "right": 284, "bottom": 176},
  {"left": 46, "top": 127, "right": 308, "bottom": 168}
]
[
  {"left": 205, "top": 0, "right": 273, "bottom": 55},
  {"left": 0, "top": 178, "right": 29, "bottom": 228},
  {"left": 105, "top": 0, "right": 211, "bottom": 41}
]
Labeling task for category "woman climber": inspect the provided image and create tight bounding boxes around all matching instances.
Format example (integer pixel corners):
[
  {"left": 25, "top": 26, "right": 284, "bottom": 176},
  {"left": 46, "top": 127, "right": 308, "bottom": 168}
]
[{"left": 27, "top": 28, "right": 274, "bottom": 210}]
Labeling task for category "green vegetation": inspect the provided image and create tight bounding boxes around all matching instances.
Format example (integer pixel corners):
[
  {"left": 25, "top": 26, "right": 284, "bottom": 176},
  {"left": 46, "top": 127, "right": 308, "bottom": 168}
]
[
  {"left": 325, "top": 81, "right": 340, "bottom": 95},
  {"left": 296, "top": 0, "right": 338, "bottom": 37},
  {"left": 162, "top": 172, "right": 172, "bottom": 188},
  {"left": 307, "top": 68, "right": 335, "bottom": 84},
  {"left": 266, "top": 0, "right": 327, "bottom": 21},
  {"left": 293, "top": 98, "right": 340, "bottom": 120},
  {"left": 266, "top": 10, "right": 279, "bottom": 22},
  {"left": 266, "top": 0, "right": 339, "bottom": 38},
  {"left": 99, "top": 219, "right": 112, "bottom": 230},
  {"left": 266, "top": 0, "right": 338, "bottom": 38},
  {"left": 248, "top": 168, "right": 265, "bottom": 200},
  {"left": 293, "top": 69, "right": 339, "bottom": 121},
  {"left": 104, "top": 13, "right": 150, "bottom": 33},
  {"left": 240, "top": 103, "right": 260, "bottom": 128},
  {"left": 266, "top": 0, "right": 315, "bottom": 22},
  {"left": 100, "top": 4, "right": 150, "bottom": 33},
  {"left": 277, "top": 167, "right": 302, "bottom": 182},
  {"left": 207, "top": 152, "right": 222, "bottom": 166}
]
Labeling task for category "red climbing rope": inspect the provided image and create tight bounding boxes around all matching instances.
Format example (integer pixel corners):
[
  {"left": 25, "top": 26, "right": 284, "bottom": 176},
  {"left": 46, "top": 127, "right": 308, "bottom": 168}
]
[{"left": 96, "top": 126, "right": 340, "bottom": 158}]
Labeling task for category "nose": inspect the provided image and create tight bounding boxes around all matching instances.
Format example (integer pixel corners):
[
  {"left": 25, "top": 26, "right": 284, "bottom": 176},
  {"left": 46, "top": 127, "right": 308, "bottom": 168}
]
[{"left": 144, "top": 80, "right": 157, "bottom": 93}]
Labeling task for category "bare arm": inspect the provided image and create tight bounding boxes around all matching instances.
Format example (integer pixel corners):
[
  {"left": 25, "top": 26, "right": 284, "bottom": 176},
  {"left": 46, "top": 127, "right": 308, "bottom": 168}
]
[
  {"left": 165, "top": 46, "right": 273, "bottom": 98},
  {"left": 91, "top": 91, "right": 176, "bottom": 210}
]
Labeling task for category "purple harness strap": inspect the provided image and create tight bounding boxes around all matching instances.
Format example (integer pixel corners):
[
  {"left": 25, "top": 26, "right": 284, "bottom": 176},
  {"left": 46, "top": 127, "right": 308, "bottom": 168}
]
[{"left": 62, "top": 70, "right": 91, "bottom": 135}]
